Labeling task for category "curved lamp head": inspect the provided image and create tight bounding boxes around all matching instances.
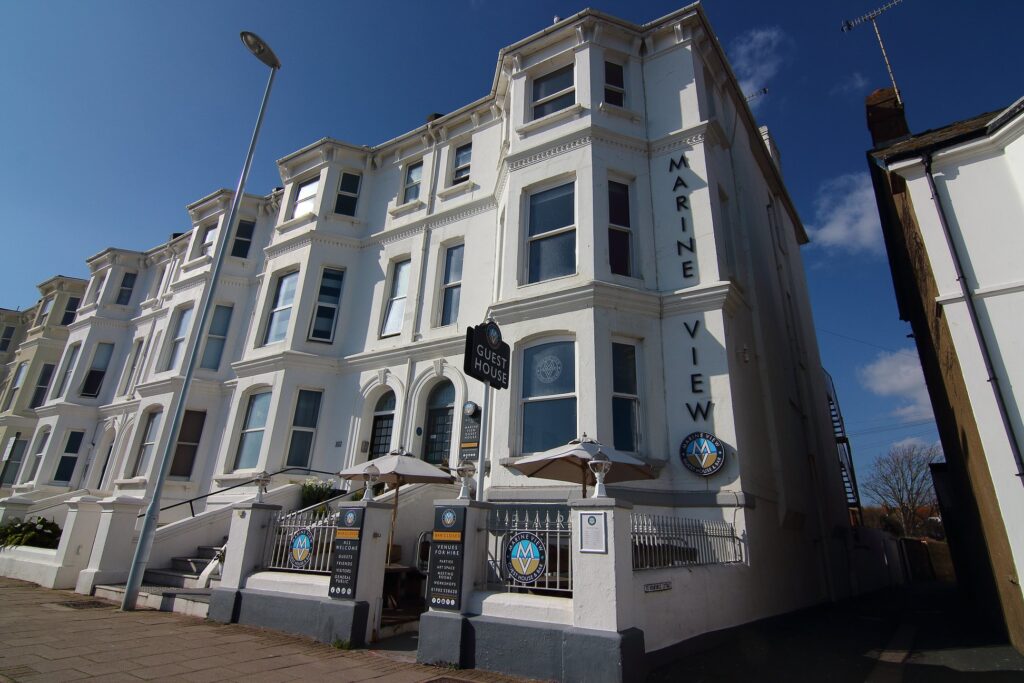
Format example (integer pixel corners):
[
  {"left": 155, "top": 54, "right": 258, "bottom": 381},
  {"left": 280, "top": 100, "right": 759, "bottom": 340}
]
[
  {"left": 456, "top": 462, "right": 477, "bottom": 500},
  {"left": 362, "top": 463, "right": 380, "bottom": 502},
  {"left": 240, "top": 31, "right": 281, "bottom": 69}
]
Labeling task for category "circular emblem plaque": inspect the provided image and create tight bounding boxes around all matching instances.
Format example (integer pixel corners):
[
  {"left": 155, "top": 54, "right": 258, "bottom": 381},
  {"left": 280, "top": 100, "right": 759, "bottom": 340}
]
[
  {"left": 679, "top": 432, "right": 726, "bottom": 477},
  {"left": 485, "top": 321, "right": 502, "bottom": 349},
  {"left": 343, "top": 510, "right": 357, "bottom": 527},
  {"left": 505, "top": 531, "right": 547, "bottom": 584},
  {"left": 535, "top": 355, "right": 562, "bottom": 384},
  {"left": 289, "top": 528, "right": 313, "bottom": 569},
  {"left": 441, "top": 509, "right": 457, "bottom": 528}
]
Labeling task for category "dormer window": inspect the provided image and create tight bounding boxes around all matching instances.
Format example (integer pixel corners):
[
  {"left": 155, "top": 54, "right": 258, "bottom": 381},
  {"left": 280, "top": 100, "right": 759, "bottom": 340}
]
[
  {"left": 291, "top": 177, "right": 318, "bottom": 218},
  {"left": 532, "top": 65, "right": 574, "bottom": 120},
  {"left": 335, "top": 172, "right": 361, "bottom": 216}
]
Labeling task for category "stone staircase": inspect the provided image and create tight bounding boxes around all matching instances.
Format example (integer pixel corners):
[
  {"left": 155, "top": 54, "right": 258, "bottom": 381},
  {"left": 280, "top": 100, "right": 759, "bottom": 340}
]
[{"left": 94, "top": 540, "right": 224, "bottom": 617}]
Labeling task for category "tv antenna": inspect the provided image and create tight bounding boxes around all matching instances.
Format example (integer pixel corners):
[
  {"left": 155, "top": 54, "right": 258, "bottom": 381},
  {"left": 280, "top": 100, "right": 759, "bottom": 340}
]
[
  {"left": 841, "top": 0, "right": 904, "bottom": 105},
  {"left": 745, "top": 87, "right": 768, "bottom": 103}
]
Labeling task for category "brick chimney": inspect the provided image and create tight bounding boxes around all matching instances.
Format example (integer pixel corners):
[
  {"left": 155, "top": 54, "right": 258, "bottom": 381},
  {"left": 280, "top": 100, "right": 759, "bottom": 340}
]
[{"left": 866, "top": 87, "right": 910, "bottom": 147}]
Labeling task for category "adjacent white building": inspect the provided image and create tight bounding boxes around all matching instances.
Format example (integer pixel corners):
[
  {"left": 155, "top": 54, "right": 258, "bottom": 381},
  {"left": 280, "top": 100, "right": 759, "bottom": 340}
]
[{"left": 0, "top": 4, "right": 874, "bottom": 678}]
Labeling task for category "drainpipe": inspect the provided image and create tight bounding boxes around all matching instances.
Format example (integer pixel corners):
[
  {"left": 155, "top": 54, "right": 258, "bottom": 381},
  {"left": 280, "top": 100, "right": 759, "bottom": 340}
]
[{"left": 922, "top": 152, "right": 1024, "bottom": 484}]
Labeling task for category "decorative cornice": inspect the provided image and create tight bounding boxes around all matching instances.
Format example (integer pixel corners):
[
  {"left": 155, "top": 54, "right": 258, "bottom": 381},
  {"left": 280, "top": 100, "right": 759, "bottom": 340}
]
[
  {"left": 343, "top": 334, "right": 465, "bottom": 371},
  {"left": 507, "top": 133, "right": 592, "bottom": 172},
  {"left": 660, "top": 280, "right": 746, "bottom": 317},
  {"left": 492, "top": 280, "right": 661, "bottom": 324},
  {"left": 648, "top": 121, "right": 711, "bottom": 157},
  {"left": 231, "top": 349, "right": 341, "bottom": 379}
]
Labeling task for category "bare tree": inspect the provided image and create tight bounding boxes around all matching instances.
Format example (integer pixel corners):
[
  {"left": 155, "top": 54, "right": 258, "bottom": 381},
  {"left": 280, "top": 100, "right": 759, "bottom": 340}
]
[{"left": 862, "top": 443, "right": 942, "bottom": 536}]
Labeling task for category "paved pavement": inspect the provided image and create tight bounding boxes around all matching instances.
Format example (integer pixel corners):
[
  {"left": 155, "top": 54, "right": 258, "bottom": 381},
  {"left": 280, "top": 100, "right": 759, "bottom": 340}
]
[
  {"left": 0, "top": 578, "right": 530, "bottom": 683},
  {"left": 2, "top": 576, "right": 1022, "bottom": 682}
]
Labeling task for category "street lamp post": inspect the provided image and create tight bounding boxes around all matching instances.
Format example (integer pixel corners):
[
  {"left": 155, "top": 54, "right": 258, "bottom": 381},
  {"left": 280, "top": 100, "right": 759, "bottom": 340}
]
[{"left": 121, "top": 32, "right": 281, "bottom": 611}]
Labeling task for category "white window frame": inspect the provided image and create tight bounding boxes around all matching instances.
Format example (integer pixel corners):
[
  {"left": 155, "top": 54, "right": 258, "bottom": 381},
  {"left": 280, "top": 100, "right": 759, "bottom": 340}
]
[
  {"left": 611, "top": 340, "right": 642, "bottom": 453},
  {"left": 53, "top": 343, "right": 81, "bottom": 399},
  {"left": 231, "top": 219, "right": 256, "bottom": 259},
  {"left": 79, "top": 342, "right": 115, "bottom": 398},
  {"left": 604, "top": 60, "right": 625, "bottom": 107},
  {"left": 380, "top": 259, "right": 411, "bottom": 338},
  {"left": 335, "top": 171, "right": 361, "bottom": 216},
  {"left": 115, "top": 272, "right": 137, "bottom": 305},
  {"left": 608, "top": 178, "right": 634, "bottom": 278},
  {"left": 28, "top": 363, "right": 55, "bottom": 409},
  {"left": 531, "top": 64, "right": 575, "bottom": 120},
  {"left": 451, "top": 143, "right": 472, "bottom": 185},
  {"left": 308, "top": 268, "right": 345, "bottom": 343},
  {"left": 23, "top": 428, "right": 49, "bottom": 483},
  {"left": 53, "top": 430, "right": 85, "bottom": 484},
  {"left": 169, "top": 410, "right": 206, "bottom": 479},
  {"left": 519, "top": 337, "right": 577, "bottom": 455},
  {"left": 233, "top": 390, "right": 272, "bottom": 471},
  {"left": 262, "top": 270, "right": 299, "bottom": 346},
  {"left": 88, "top": 272, "right": 106, "bottom": 305},
  {"left": 163, "top": 305, "right": 194, "bottom": 371},
  {"left": 0, "top": 325, "right": 14, "bottom": 351},
  {"left": 438, "top": 243, "right": 464, "bottom": 327},
  {"left": 200, "top": 304, "right": 234, "bottom": 370},
  {"left": 286, "top": 389, "right": 323, "bottom": 468},
  {"left": 60, "top": 297, "right": 80, "bottom": 326},
  {"left": 132, "top": 410, "right": 162, "bottom": 477},
  {"left": 402, "top": 161, "right": 423, "bottom": 205},
  {"left": 525, "top": 179, "right": 577, "bottom": 284},
  {"left": 34, "top": 297, "right": 54, "bottom": 326},
  {"left": 291, "top": 176, "right": 319, "bottom": 219},
  {"left": 195, "top": 223, "right": 218, "bottom": 258},
  {"left": 2, "top": 362, "right": 27, "bottom": 412}
]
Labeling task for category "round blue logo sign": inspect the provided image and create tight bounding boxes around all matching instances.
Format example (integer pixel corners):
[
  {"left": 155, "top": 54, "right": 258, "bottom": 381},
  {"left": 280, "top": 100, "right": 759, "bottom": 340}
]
[
  {"left": 289, "top": 528, "right": 313, "bottom": 569},
  {"left": 505, "top": 531, "right": 546, "bottom": 584},
  {"left": 343, "top": 510, "right": 357, "bottom": 527},
  {"left": 679, "top": 432, "right": 726, "bottom": 477},
  {"left": 441, "top": 509, "right": 457, "bottom": 528}
]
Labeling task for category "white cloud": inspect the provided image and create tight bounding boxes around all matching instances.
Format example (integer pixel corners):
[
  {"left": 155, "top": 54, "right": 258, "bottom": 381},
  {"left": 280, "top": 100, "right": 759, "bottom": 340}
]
[
  {"left": 806, "top": 172, "right": 884, "bottom": 255},
  {"left": 858, "top": 350, "right": 934, "bottom": 422},
  {"left": 829, "top": 71, "right": 869, "bottom": 96},
  {"left": 728, "top": 27, "right": 787, "bottom": 105}
]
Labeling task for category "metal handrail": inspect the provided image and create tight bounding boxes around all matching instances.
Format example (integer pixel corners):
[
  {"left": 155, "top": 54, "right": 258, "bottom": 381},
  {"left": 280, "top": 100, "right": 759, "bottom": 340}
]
[
  {"left": 278, "top": 488, "right": 361, "bottom": 521},
  {"left": 137, "top": 467, "right": 339, "bottom": 518}
]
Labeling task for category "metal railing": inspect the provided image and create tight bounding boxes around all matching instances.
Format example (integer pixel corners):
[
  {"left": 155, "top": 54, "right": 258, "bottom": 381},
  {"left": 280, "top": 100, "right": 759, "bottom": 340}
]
[
  {"left": 264, "top": 505, "right": 337, "bottom": 574},
  {"left": 631, "top": 513, "right": 742, "bottom": 570},
  {"left": 484, "top": 504, "right": 573, "bottom": 595}
]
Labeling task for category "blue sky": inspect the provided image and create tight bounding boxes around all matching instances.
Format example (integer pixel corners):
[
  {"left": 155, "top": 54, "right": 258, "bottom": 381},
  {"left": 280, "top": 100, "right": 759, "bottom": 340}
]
[{"left": 2, "top": 1, "right": 1021, "bottom": 491}]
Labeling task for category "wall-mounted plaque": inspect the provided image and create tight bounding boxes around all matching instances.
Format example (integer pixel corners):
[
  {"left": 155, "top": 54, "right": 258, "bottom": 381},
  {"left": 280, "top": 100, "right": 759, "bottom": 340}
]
[
  {"left": 328, "top": 508, "right": 364, "bottom": 600},
  {"left": 578, "top": 511, "right": 607, "bottom": 554}
]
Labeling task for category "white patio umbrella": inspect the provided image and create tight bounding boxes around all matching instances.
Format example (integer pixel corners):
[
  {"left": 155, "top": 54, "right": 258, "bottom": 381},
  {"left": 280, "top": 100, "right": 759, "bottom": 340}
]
[
  {"left": 337, "top": 447, "right": 454, "bottom": 564},
  {"left": 506, "top": 434, "right": 656, "bottom": 497}
]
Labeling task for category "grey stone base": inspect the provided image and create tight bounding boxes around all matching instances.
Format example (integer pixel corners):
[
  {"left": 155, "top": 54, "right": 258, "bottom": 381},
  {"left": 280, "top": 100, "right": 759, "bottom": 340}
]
[
  {"left": 208, "top": 587, "right": 369, "bottom": 648},
  {"left": 418, "top": 612, "right": 645, "bottom": 683}
]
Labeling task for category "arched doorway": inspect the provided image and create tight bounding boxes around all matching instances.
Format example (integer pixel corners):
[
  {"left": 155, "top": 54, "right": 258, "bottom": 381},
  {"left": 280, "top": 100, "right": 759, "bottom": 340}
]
[
  {"left": 369, "top": 391, "right": 395, "bottom": 459},
  {"left": 423, "top": 380, "right": 454, "bottom": 466}
]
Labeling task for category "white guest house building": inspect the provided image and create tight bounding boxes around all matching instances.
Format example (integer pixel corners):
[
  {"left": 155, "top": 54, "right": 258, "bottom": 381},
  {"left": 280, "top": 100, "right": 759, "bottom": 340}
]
[{"left": 0, "top": 5, "right": 878, "bottom": 680}]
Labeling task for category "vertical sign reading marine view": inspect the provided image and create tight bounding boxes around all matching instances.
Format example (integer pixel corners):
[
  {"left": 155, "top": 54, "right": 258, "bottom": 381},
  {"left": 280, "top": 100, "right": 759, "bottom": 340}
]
[
  {"left": 328, "top": 508, "right": 364, "bottom": 599},
  {"left": 426, "top": 506, "right": 467, "bottom": 611}
]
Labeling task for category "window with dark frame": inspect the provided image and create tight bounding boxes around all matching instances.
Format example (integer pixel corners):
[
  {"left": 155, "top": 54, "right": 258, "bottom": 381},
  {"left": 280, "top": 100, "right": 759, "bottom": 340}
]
[
  {"left": 79, "top": 343, "right": 114, "bottom": 398},
  {"left": 532, "top": 64, "right": 575, "bottom": 120},
  {"left": 604, "top": 61, "right": 625, "bottom": 107},
  {"left": 286, "top": 390, "right": 322, "bottom": 468},
  {"left": 60, "top": 297, "right": 80, "bottom": 326},
  {"left": 200, "top": 305, "right": 233, "bottom": 370},
  {"left": 424, "top": 381, "right": 455, "bottom": 465},
  {"left": 170, "top": 410, "right": 206, "bottom": 478},
  {"left": 28, "top": 363, "right": 55, "bottom": 409},
  {"left": 0, "top": 326, "right": 14, "bottom": 351},
  {"left": 611, "top": 342, "right": 640, "bottom": 452},
  {"left": 369, "top": 391, "right": 395, "bottom": 459},
  {"left": 608, "top": 180, "right": 633, "bottom": 277},
  {"left": 528, "top": 182, "right": 576, "bottom": 283},
  {"left": 308, "top": 269, "right": 344, "bottom": 343},
  {"left": 451, "top": 144, "right": 472, "bottom": 185},
  {"left": 335, "top": 172, "right": 361, "bottom": 216},
  {"left": 0, "top": 438, "right": 26, "bottom": 486},
  {"left": 115, "top": 272, "right": 137, "bottom": 305},
  {"left": 231, "top": 220, "right": 256, "bottom": 259},
  {"left": 54, "top": 430, "right": 85, "bottom": 483}
]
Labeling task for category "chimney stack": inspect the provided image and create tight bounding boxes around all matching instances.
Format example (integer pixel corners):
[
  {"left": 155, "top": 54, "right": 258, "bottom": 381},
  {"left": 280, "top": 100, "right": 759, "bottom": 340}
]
[{"left": 866, "top": 87, "right": 910, "bottom": 147}]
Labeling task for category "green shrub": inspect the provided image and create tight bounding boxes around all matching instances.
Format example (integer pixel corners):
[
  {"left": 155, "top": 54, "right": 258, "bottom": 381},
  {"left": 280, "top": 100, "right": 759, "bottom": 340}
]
[
  {"left": 0, "top": 517, "right": 62, "bottom": 549},
  {"left": 300, "top": 478, "right": 335, "bottom": 509}
]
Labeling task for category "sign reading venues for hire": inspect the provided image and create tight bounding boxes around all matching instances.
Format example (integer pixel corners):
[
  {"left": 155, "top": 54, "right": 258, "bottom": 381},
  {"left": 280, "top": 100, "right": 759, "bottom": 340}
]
[
  {"left": 426, "top": 506, "right": 467, "bottom": 611},
  {"left": 328, "top": 508, "right": 364, "bottom": 600},
  {"left": 464, "top": 320, "right": 510, "bottom": 390},
  {"left": 505, "top": 531, "right": 547, "bottom": 584},
  {"left": 679, "top": 431, "right": 726, "bottom": 477},
  {"left": 578, "top": 511, "right": 608, "bottom": 554}
]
